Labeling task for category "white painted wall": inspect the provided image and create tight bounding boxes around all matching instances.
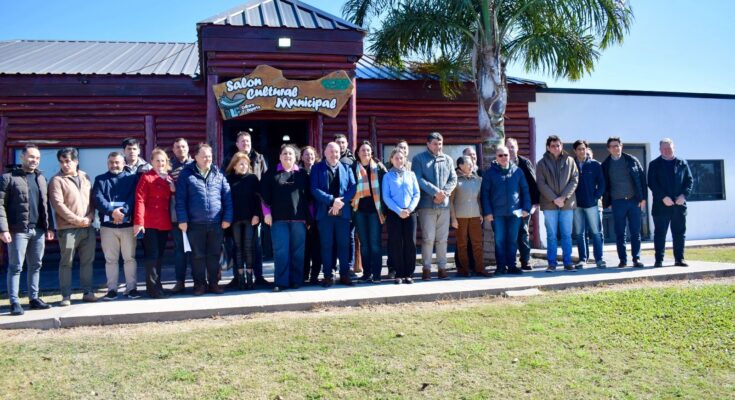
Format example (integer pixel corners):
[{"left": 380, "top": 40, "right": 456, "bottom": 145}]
[{"left": 529, "top": 91, "right": 735, "bottom": 242}]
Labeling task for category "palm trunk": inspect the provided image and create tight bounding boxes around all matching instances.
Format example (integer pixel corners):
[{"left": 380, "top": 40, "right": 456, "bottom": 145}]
[
  {"left": 474, "top": 5, "right": 507, "bottom": 169},
  {"left": 476, "top": 49, "right": 507, "bottom": 168}
]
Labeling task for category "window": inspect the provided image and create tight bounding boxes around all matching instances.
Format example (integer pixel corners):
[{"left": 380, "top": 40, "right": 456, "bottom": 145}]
[
  {"left": 381, "top": 143, "right": 478, "bottom": 166},
  {"left": 688, "top": 159, "right": 726, "bottom": 201},
  {"left": 14, "top": 147, "right": 118, "bottom": 182}
]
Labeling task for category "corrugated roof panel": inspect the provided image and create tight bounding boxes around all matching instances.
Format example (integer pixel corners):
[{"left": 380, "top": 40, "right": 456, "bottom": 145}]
[
  {"left": 199, "top": 0, "right": 364, "bottom": 31},
  {"left": 0, "top": 40, "right": 200, "bottom": 76}
]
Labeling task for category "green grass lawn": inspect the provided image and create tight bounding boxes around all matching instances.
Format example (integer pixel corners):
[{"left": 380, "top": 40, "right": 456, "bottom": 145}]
[
  {"left": 2, "top": 283, "right": 734, "bottom": 400},
  {"left": 643, "top": 245, "right": 735, "bottom": 264}
]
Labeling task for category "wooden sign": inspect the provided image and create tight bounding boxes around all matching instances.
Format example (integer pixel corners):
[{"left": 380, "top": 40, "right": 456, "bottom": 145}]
[{"left": 212, "top": 65, "right": 354, "bottom": 119}]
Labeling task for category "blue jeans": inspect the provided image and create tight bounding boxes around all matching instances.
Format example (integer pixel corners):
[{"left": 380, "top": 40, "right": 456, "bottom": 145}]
[
  {"left": 354, "top": 211, "right": 383, "bottom": 279},
  {"left": 493, "top": 216, "right": 522, "bottom": 271},
  {"left": 543, "top": 210, "right": 574, "bottom": 266},
  {"left": 319, "top": 217, "right": 351, "bottom": 279},
  {"left": 573, "top": 205, "right": 604, "bottom": 263},
  {"left": 611, "top": 199, "right": 642, "bottom": 263},
  {"left": 271, "top": 221, "right": 305, "bottom": 288},
  {"left": 171, "top": 225, "right": 191, "bottom": 282},
  {"left": 6, "top": 228, "right": 45, "bottom": 303}
]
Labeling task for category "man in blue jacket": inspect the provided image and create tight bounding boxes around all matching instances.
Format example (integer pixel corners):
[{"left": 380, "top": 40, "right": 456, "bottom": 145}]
[
  {"left": 93, "top": 152, "right": 140, "bottom": 300},
  {"left": 601, "top": 137, "right": 647, "bottom": 268},
  {"left": 311, "top": 142, "right": 356, "bottom": 287},
  {"left": 648, "top": 138, "right": 693, "bottom": 268},
  {"left": 176, "top": 143, "right": 233, "bottom": 296},
  {"left": 572, "top": 140, "right": 606, "bottom": 269}
]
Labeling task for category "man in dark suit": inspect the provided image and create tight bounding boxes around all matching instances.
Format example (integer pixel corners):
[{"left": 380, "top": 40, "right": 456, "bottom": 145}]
[
  {"left": 648, "top": 138, "right": 693, "bottom": 268},
  {"left": 311, "top": 142, "right": 356, "bottom": 287}
]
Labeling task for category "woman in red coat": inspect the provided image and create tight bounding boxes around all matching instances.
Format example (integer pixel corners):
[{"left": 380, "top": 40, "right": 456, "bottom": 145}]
[{"left": 134, "top": 148, "right": 175, "bottom": 298}]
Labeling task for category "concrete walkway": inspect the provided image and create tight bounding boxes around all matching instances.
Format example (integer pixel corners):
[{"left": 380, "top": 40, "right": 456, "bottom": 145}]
[{"left": 1, "top": 238, "right": 734, "bottom": 330}]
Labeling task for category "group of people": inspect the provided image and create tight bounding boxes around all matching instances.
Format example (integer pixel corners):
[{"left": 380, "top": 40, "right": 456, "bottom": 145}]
[{"left": 1, "top": 131, "right": 692, "bottom": 316}]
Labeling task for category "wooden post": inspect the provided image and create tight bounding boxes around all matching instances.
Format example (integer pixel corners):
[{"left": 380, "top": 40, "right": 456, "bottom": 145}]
[
  {"left": 369, "top": 116, "right": 378, "bottom": 158},
  {"left": 347, "top": 77, "right": 358, "bottom": 151},
  {"left": 0, "top": 117, "right": 8, "bottom": 169},
  {"left": 206, "top": 74, "right": 223, "bottom": 164},
  {"left": 529, "top": 117, "right": 541, "bottom": 249},
  {"left": 316, "top": 114, "right": 324, "bottom": 152},
  {"left": 0, "top": 117, "right": 6, "bottom": 268},
  {"left": 144, "top": 115, "right": 155, "bottom": 158}
]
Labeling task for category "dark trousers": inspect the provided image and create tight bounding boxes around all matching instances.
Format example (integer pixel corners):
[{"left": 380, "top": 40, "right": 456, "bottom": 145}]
[
  {"left": 143, "top": 228, "right": 169, "bottom": 294},
  {"left": 493, "top": 216, "right": 522, "bottom": 271},
  {"left": 612, "top": 199, "right": 642, "bottom": 263},
  {"left": 386, "top": 211, "right": 417, "bottom": 278},
  {"left": 232, "top": 221, "right": 255, "bottom": 272},
  {"left": 188, "top": 223, "right": 224, "bottom": 286},
  {"left": 252, "top": 222, "right": 264, "bottom": 278},
  {"left": 304, "top": 223, "right": 322, "bottom": 281},
  {"left": 354, "top": 211, "right": 383, "bottom": 279},
  {"left": 319, "top": 217, "right": 351, "bottom": 279},
  {"left": 171, "top": 225, "right": 191, "bottom": 282},
  {"left": 516, "top": 214, "right": 532, "bottom": 265},
  {"left": 653, "top": 207, "right": 687, "bottom": 262}
]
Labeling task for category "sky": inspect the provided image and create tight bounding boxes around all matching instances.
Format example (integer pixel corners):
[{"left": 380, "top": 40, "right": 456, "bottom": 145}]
[{"left": 1, "top": 0, "right": 734, "bottom": 95}]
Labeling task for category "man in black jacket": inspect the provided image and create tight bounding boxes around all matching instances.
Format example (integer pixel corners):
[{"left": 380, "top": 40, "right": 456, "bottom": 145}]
[
  {"left": 648, "top": 138, "right": 693, "bottom": 268},
  {"left": 601, "top": 137, "right": 648, "bottom": 268},
  {"left": 0, "top": 144, "right": 54, "bottom": 315},
  {"left": 507, "top": 138, "right": 540, "bottom": 270}
]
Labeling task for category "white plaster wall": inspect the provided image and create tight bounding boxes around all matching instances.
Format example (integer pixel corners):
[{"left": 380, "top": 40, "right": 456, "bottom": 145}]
[{"left": 529, "top": 91, "right": 735, "bottom": 243}]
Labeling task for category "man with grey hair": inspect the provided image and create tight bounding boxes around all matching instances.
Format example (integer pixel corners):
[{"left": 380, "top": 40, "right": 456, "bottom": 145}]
[
  {"left": 648, "top": 138, "right": 693, "bottom": 268},
  {"left": 412, "top": 132, "right": 457, "bottom": 280},
  {"left": 93, "top": 151, "right": 140, "bottom": 300},
  {"left": 506, "top": 137, "right": 539, "bottom": 270}
]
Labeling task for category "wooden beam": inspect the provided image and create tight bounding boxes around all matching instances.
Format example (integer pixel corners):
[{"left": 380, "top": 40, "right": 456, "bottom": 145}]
[
  {"left": 206, "top": 74, "right": 223, "bottom": 164},
  {"left": 0, "top": 117, "right": 8, "bottom": 168},
  {"left": 369, "top": 116, "right": 378, "bottom": 158},
  {"left": 317, "top": 114, "right": 324, "bottom": 152},
  {"left": 347, "top": 78, "right": 358, "bottom": 151},
  {"left": 144, "top": 115, "right": 155, "bottom": 157}
]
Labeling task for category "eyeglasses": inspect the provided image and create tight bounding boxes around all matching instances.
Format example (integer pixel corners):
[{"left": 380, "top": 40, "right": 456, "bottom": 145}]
[{"left": 496, "top": 154, "right": 509, "bottom": 158}]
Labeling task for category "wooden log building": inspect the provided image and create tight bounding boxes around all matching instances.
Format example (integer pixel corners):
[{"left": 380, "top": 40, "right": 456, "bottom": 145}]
[{"left": 0, "top": 0, "right": 544, "bottom": 266}]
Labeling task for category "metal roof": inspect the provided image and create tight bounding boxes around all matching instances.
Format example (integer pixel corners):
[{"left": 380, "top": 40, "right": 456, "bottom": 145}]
[
  {"left": 0, "top": 40, "right": 200, "bottom": 76},
  {"left": 0, "top": 41, "right": 544, "bottom": 87},
  {"left": 357, "top": 55, "right": 546, "bottom": 86},
  {"left": 198, "top": 0, "right": 364, "bottom": 31}
]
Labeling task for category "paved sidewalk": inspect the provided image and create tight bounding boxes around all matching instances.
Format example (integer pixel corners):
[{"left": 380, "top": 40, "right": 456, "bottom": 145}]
[{"left": 1, "top": 257, "right": 733, "bottom": 330}]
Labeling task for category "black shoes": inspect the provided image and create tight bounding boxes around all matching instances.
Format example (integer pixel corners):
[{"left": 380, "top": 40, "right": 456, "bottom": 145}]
[
  {"left": 633, "top": 260, "right": 645, "bottom": 268},
  {"left": 545, "top": 266, "right": 556, "bottom": 273},
  {"left": 102, "top": 290, "right": 118, "bottom": 301},
  {"left": 29, "top": 298, "right": 51, "bottom": 310},
  {"left": 675, "top": 260, "right": 689, "bottom": 267},
  {"left": 563, "top": 265, "right": 576, "bottom": 272},
  {"left": 507, "top": 267, "right": 523, "bottom": 275},
  {"left": 10, "top": 302, "right": 24, "bottom": 315},
  {"left": 125, "top": 289, "right": 142, "bottom": 299},
  {"left": 653, "top": 261, "right": 663, "bottom": 268},
  {"left": 618, "top": 262, "right": 627, "bottom": 268},
  {"left": 339, "top": 276, "right": 355, "bottom": 286},
  {"left": 322, "top": 277, "right": 334, "bottom": 288}
]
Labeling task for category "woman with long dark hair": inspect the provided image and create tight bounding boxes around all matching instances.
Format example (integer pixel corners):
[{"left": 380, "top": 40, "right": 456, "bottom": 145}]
[
  {"left": 299, "top": 146, "right": 322, "bottom": 284},
  {"left": 225, "top": 151, "right": 261, "bottom": 290},
  {"left": 351, "top": 141, "right": 387, "bottom": 283}
]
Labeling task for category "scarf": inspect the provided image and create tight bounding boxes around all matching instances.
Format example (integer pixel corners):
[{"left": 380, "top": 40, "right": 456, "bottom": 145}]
[{"left": 351, "top": 160, "right": 385, "bottom": 224}]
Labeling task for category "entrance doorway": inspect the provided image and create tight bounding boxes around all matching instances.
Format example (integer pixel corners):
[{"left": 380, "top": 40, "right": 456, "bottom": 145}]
[{"left": 222, "top": 119, "right": 310, "bottom": 169}]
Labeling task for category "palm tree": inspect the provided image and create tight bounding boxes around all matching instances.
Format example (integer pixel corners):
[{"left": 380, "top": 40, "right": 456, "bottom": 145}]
[{"left": 343, "top": 0, "right": 633, "bottom": 164}]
